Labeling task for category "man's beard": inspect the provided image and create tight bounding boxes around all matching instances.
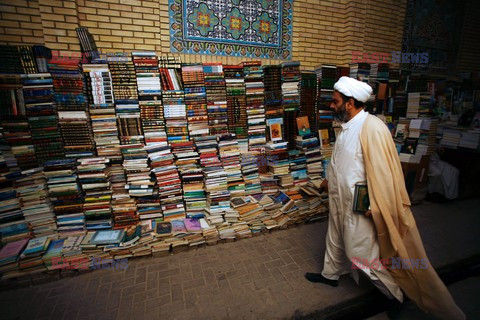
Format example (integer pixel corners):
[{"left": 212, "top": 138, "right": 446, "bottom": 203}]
[{"left": 333, "top": 103, "right": 348, "bottom": 122}]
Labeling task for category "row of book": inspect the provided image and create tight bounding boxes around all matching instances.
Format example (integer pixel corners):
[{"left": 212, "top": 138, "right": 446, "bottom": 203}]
[{"left": 0, "top": 182, "right": 328, "bottom": 280}]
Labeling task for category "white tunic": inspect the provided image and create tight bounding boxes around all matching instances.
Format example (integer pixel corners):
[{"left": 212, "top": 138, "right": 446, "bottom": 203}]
[{"left": 322, "top": 110, "right": 403, "bottom": 301}]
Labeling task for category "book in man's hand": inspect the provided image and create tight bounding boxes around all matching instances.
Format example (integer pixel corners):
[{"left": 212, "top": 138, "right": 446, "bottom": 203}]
[{"left": 353, "top": 183, "right": 370, "bottom": 213}]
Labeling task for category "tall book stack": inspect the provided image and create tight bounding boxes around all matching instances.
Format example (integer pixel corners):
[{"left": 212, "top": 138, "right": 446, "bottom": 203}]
[
  {"left": 21, "top": 73, "right": 64, "bottom": 164},
  {"left": 49, "top": 54, "right": 95, "bottom": 159},
  {"left": 108, "top": 54, "right": 138, "bottom": 104},
  {"left": 77, "top": 157, "right": 112, "bottom": 230},
  {"left": 300, "top": 72, "right": 317, "bottom": 131},
  {"left": 243, "top": 61, "right": 266, "bottom": 151},
  {"left": 295, "top": 116, "right": 323, "bottom": 182},
  {"left": 172, "top": 140, "right": 198, "bottom": 220},
  {"left": 407, "top": 92, "right": 420, "bottom": 118},
  {"left": 44, "top": 159, "right": 85, "bottom": 235},
  {"left": 15, "top": 167, "right": 56, "bottom": 237},
  {"left": 195, "top": 136, "right": 226, "bottom": 220},
  {"left": 0, "top": 45, "right": 25, "bottom": 73},
  {"left": 224, "top": 65, "right": 247, "bottom": 138},
  {"left": 0, "top": 175, "right": 27, "bottom": 244},
  {"left": 132, "top": 52, "right": 161, "bottom": 97},
  {"left": 265, "top": 117, "right": 290, "bottom": 188},
  {"left": 182, "top": 64, "right": 209, "bottom": 138},
  {"left": 83, "top": 64, "right": 122, "bottom": 161},
  {"left": 241, "top": 151, "right": 262, "bottom": 195},
  {"left": 263, "top": 65, "right": 283, "bottom": 119},
  {"left": 0, "top": 126, "right": 18, "bottom": 172},
  {"left": 315, "top": 64, "right": 336, "bottom": 138},
  {"left": 336, "top": 66, "right": 350, "bottom": 81},
  {"left": 349, "top": 63, "right": 371, "bottom": 83},
  {"left": 1, "top": 120, "right": 38, "bottom": 170},
  {"left": 281, "top": 61, "right": 301, "bottom": 149},
  {"left": 218, "top": 134, "right": 245, "bottom": 197},
  {"left": 203, "top": 63, "right": 228, "bottom": 136}
]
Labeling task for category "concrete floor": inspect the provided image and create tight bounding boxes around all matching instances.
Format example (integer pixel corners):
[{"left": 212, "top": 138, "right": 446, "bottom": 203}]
[{"left": 1, "top": 197, "right": 479, "bottom": 320}]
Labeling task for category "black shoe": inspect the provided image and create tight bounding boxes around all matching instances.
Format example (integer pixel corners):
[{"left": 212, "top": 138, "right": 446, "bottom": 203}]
[{"left": 304, "top": 272, "right": 339, "bottom": 287}]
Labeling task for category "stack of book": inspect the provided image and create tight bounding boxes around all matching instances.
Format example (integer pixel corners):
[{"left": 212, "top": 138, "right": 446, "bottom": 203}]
[
  {"left": 243, "top": 61, "right": 266, "bottom": 150},
  {"left": 21, "top": 73, "right": 64, "bottom": 164},
  {"left": 0, "top": 238, "right": 29, "bottom": 279},
  {"left": 0, "top": 177, "right": 27, "bottom": 244},
  {"left": 315, "top": 64, "right": 336, "bottom": 136},
  {"left": 182, "top": 64, "right": 209, "bottom": 137},
  {"left": 83, "top": 64, "right": 114, "bottom": 105},
  {"left": 108, "top": 54, "right": 138, "bottom": 104},
  {"left": 263, "top": 65, "right": 283, "bottom": 119},
  {"left": 120, "top": 143, "right": 154, "bottom": 197},
  {"left": 175, "top": 141, "right": 204, "bottom": 219},
  {"left": 77, "top": 157, "right": 112, "bottom": 230},
  {"left": 89, "top": 103, "right": 122, "bottom": 161},
  {"left": 281, "top": 61, "right": 301, "bottom": 149},
  {"left": 295, "top": 116, "right": 324, "bottom": 181},
  {"left": 203, "top": 63, "right": 229, "bottom": 136},
  {"left": 44, "top": 159, "right": 85, "bottom": 235},
  {"left": 218, "top": 135, "right": 245, "bottom": 197},
  {"left": 159, "top": 56, "right": 183, "bottom": 91},
  {"left": 224, "top": 65, "right": 247, "bottom": 138},
  {"left": 163, "top": 90, "right": 188, "bottom": 145},
  {"left": 300, "top": 72, "right": 317, "bottom": 131},
  {"left": 132, "top": 52, "right": 161, "bottom": 97},
  {"left": 1, "top": 120, "right": 38, "bottom": 170},
  {"left": 241, "top": 150, "right": 262, "bottom": 195},
  {"left": 49, "top": 53, "right": 95, "bottom": 159},
  {"left": 15, "top": 167, "right": 56, "bottom": 237},
  {"left": 349, "top": 63, "right": 371, "bottom": 83},
  {"left": 18, "top": 236, "right": 50, "bottom": 274}
]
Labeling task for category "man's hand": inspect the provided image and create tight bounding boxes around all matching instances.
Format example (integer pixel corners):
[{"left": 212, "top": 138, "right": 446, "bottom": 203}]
[
  {"left": 365, "top": 209, "right": 372, "bottom": 217},
  {"left": 320, "top": 179, "right": 328, "bottom": 193}
]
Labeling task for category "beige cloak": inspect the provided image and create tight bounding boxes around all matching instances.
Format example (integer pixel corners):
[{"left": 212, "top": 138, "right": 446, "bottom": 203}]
[{"left": 360, "top": 114, "right": 465, "bottom": 320}]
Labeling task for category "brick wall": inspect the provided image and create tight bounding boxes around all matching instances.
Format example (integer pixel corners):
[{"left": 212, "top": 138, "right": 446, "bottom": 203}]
[{"left": 0, "top": 0, "right": 410, "bottom": 70}]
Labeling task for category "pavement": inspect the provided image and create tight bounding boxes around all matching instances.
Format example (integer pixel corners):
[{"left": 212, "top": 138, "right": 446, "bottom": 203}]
[{"left": 1, "top": 197, "right": 479, "bottom": 320}]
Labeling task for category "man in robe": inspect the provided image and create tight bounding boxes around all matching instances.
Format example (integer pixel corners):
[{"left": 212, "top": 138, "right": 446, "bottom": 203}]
[{"left": 305, "top": 76, "right": 464, "bottom": 320}]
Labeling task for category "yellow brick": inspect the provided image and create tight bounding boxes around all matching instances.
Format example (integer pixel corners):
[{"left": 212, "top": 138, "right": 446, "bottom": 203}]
[
  {"left": 80, "top": 20, "right": 97, "bottom": 27},
  {"left": 63, "top": 1, "right": 77, "bottom": 9},
  {"left": 0, "top": 34, "right": 22, "bottom": 42},
  {"left": 96, "top": 41, "right": 113, "bottom": 48},
  {"left": 67, "top": 30, "right": 77, "bottom": 37},
  {"left": 44, "top": 35, "right": 57, "bottom": 42},
  {"left": 86, "top": 14, "right": 110, "bottom": 22},
  {"left": 65, "top": 16, "right": 78, "bottom": 23},
  {"left": 99, "top": 22, "right": 121, "bottom": 29},
  {"left": 122, "top": 24, "right": 142, "bottom": 31},
  {"left": 69, "top": 44, "right": 81, "bottom": 51},
  {"left": 112, "top": 42, "right": 134, "bottom": 49},
  {"left": 0, "top": 5, "right": 16, "bottom": 13},
  {"left": 18, "top": 21, "right": 43, "bottom": 30},
  {"left": 90, "top": 28, "right": 111, "bottom": 35},
  {"left": 134, "top": 44, "right": 155, "bottom": 50},
  {"left": 33, "top": 30, "right": 44, "bottom": 37},
  {"left": 78, "top": 7, "right": 97, "bottom": 14},
  {"left": 132, "top": 6, "right": 152, "bottom": 13},
  {"left": 4, "top": 28, "right": 33, "bottom": 36},
  {"left": 41, "top": 0, "right": 64, "bottom": 7},
  {"left": 142, "top": 1, "right": 158, "bottom": 8},
  {"left": 97, "top": 9, "right": 120, "bottom": 17},
  {"left": 123, "top": 37, "right": 143, "bottom": 44},
  {"left": 143, "top": 26, "right": 158, "bottom": 33},
  {"left": 53, "top": 7, "right": 76, "bottom": 15},
  {"left": 136, "top": 20, "right": 154, "bottom": 26},
  {"left": 39, "top": 6, "right": 52, "bottom": 13},
  {"left": 134, "top": 31, "right": 155, "bottom": 39},
  {"left": 46, "top": 42, "right": 69, "bottom": 50},
  {"left": 17, "top": 7, "right": 39, "bottom": 15},
  {"left": 7, "top": 0, "right": 28, "bottom": 7},
  {"left": 43, "top": 28, "right": 67, "bottom": 36},
  {"left": 110, "top": 4, "right": 131, "bottom": 11},
  {"left": 160, "top": 17, "right": 169, "bottom": 24},
  {"left": 22, "top": 36, "right": 45, "bottom": 44},
  {"left": 55, "top": 22, "right": 77, "bottom": 30},
  {"left": 2, "top": 13, "right": 31, "bottom": 22},
  {"left": 29, "top": 1, "right": 40, "bottom": 8},
  {"left": 85, "top": 1, "right": 109, "bottom": 9},
  {"left": 41, "top": 13, "right": 65, "bottom": 21},
  {"left": 0, "top": 20, "right": 20, "bottom": 28},
  {"left": 119, "top": 0, "right": 142, "bottom": 6},
  {"left": 57, "top": 36, "right": 79, "bottom": 44},
  {"left": 100, "top": 35, "right": 122, "bottom": 42},
  {"left": 143, "top": 13, "right": 157, "bottom": 20},
  {"left": 112, "top": 30, "right": 133, "bottom": 37},
  {"left": 121, "top": 11, "right": 142, "bottom": 19},
  {"left": 110, "top": 17, "right": 132, "bottom": 24}
]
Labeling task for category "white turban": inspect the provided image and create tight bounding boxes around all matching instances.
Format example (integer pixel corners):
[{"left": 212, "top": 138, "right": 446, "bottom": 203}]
[{"left": 333, "top": 76, "right": 373, "bottom": 103}]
